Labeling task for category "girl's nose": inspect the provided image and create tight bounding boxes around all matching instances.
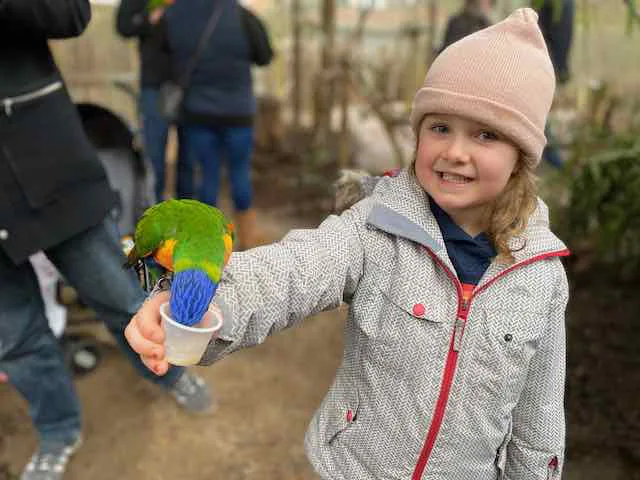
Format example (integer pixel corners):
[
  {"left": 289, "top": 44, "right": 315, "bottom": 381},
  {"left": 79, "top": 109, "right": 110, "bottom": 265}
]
[{"left": 442, "top": 136, "right": 471, "bottom": 163}]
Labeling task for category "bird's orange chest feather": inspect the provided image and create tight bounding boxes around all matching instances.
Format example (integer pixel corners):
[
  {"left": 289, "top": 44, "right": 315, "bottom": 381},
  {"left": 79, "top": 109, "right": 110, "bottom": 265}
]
[
  {"left": 223, "top": 233, "right": 233, "bottom": 265},
  {"left": 153, "top": 238, "right": 177, "bottom": 270}
]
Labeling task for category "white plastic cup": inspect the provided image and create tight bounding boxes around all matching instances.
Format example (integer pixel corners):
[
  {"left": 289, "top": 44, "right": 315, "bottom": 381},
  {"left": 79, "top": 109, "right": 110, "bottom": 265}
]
[{"left": 159, "top": 302, "right": 223, "bottom": 366}]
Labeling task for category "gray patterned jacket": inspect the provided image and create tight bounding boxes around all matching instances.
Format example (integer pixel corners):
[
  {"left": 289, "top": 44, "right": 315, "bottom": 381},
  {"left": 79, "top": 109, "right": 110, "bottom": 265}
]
[{"left": 201, "top": 170, "right": 570, "bottom": 480}]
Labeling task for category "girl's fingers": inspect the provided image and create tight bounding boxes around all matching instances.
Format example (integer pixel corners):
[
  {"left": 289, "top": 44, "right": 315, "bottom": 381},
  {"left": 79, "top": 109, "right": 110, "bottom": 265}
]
[
  {"left": 125, "top": 318, "right": 163, "bottom": 358},
  {"left": 137, "top": 308, "right": 165, "bottom": 345},
  {"left": 125, "top": 291, "right": 172, "bottom": 375},
  {"left": 125, "top": 291, "right": 169, "bottom": 355},
  {"left": 141, "top": 355, "right": 170, "bottom": 376}
]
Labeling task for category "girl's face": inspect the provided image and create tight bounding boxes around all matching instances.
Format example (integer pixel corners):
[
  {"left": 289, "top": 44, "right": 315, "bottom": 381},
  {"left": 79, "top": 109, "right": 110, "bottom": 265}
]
[{"left": 415, "top": 114, "right": 519, "bottom": 235}]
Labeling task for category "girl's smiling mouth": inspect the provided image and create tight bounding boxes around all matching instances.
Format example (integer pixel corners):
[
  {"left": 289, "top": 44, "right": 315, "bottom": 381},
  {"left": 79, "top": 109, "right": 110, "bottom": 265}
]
[{"left": 437, "top": 171, "right": 474, "bottom": 184}]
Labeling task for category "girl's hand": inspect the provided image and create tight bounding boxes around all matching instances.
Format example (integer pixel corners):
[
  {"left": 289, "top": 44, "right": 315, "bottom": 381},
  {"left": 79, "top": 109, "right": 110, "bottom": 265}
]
[{"left": 125, "top": 291, "right": 170, "bottom": 375}]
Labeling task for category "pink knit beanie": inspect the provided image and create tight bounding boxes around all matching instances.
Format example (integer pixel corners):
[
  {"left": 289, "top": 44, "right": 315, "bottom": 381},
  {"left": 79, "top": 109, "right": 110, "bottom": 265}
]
[{"left": 410, "top": 8, "right": 555, "bottom": 165}]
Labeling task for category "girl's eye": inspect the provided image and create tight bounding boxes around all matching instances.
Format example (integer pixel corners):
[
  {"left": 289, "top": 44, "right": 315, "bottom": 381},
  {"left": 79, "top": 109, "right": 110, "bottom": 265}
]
[
  {"left": 478, "top": 131, "right": 499, "bottom": 141},
  {"left": 430, "top": 124, "right": 448, "bottom": 134}
]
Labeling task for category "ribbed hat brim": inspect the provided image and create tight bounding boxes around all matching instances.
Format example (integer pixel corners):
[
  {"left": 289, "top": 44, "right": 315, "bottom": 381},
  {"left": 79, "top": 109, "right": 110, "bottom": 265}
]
[{"left": 411, "top": 87, "right": 547, "bottom": 163}]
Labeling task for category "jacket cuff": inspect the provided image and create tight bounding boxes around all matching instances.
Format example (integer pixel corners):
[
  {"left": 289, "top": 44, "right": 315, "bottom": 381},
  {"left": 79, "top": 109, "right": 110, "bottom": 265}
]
[{"left": 198, "top": 294, "right": 238, "bottom": 365}]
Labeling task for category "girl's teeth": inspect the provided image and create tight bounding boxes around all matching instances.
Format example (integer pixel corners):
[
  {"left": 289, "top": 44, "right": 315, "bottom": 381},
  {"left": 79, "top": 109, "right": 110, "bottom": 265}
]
[{"left": 441, "top": 172, "right": 471, "bottom": 183}]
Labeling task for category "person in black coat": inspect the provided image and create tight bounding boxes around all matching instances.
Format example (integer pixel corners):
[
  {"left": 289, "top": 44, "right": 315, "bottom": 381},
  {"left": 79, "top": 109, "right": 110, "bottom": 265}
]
[
  {"left": 439, "top": 0, "right": 495, "bottom": 53},
  {"left": 0, "top": 2, "right": 211, "bottom": 478},
  {"left": 116, "top": 0, "right": 193, "bottom": 201}
]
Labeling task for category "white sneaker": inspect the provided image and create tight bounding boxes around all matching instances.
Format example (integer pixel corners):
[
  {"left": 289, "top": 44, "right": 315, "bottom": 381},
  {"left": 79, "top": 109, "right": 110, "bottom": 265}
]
[{"left": 21, "top": 435, "right": 82, "bottom": 480}]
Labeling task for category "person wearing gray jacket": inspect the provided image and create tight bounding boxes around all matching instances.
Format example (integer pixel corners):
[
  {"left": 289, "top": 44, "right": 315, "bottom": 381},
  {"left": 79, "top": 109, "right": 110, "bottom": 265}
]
[{"left": 126, "top": 9, "right": 569, "bottom": 479}]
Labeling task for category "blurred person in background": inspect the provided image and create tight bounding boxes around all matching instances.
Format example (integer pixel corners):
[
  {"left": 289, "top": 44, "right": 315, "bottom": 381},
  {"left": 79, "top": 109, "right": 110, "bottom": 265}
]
[
  {"left": 536, "top": 0, "right": 574, "bottom": 85},
  {"left": 116, "top": 0, "right": 193, "bottom": 201},
  {"left": 165, "top": 0, "right": 273, "bottom": 250},
  {"left": 439, "top": 0, "right": 496, "bottom": 52},
  {"left": 0, "top": 2, "right": 212, "bottom": 479},
  {"left": 534, "top": 0, "right": 575, "bottom": 169}
]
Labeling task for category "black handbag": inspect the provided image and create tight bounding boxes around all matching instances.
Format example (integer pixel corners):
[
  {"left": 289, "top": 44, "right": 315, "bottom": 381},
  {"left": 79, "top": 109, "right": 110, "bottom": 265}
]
[{"left": 157, "top": 1, "right": 224, "bottom": 122}]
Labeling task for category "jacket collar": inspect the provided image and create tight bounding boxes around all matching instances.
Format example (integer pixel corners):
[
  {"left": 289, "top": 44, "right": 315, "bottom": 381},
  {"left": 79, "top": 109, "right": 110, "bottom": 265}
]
[{"left": 365, "top": 170, "right": 568, "bottom": 279}]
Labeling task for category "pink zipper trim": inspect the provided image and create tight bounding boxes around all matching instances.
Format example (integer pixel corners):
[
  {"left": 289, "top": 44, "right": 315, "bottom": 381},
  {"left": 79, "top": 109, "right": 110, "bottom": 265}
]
[
  {"left": 472, "top": 249, "right": 570, "bottom": 299},
  {"left": 411, "top": 248, "right": 570, "bottom": 480}
]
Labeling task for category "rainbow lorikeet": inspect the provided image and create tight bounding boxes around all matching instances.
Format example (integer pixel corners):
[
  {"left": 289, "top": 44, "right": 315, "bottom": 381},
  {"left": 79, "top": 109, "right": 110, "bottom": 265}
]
[{"left": 126, "top": 199, "right": 235, "bottom": 326}]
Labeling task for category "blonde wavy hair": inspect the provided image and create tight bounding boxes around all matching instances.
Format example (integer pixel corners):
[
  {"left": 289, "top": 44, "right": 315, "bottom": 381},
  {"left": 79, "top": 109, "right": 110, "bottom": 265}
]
[{"left": 410, "top": 151, "right": 538, "bottom": 264}]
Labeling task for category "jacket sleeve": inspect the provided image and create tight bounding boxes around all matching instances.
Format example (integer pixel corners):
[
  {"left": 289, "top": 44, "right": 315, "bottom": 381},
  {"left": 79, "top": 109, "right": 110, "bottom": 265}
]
[
  {"left": 116, "top": 0, "right": 152, "bottom": 38},
  {"left": 239, "top": 5, "right": 274, "bottom": 66},
  {"left": 0, "top": 0, "right": 90, "bottom": 38},
  {"left": 199, "top": 202, "right": 367, "bottom": 365},
  {"left": 505, "top": 263, "right": 569, "bottom": 480}
]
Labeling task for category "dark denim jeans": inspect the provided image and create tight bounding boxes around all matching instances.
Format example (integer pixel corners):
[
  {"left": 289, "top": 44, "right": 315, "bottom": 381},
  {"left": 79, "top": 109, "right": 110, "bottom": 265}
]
[
  {"left": 0, "top": 220, "right": 183, "bottom": 444},
  {"left": 139, "top": 88, "right": 193, "bottom": 200},
  {"left": 543, "top": 122, "right": 564, "bottom": 169},
  {"left": 180, "top": 124, "right": 254, "bottom": 210}
]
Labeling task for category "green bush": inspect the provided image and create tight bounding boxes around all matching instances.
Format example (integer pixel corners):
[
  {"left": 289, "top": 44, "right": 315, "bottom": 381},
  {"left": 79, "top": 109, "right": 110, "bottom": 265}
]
[{"left": 549, "top": 88, "right": 640, "bottom": 278}]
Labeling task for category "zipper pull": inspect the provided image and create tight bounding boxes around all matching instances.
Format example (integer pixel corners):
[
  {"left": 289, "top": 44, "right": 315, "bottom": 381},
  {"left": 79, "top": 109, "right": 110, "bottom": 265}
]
[
  {"left": 3, "top": 99, "right": 12, "bottom": 116},
  {"left": 453, "top": 318, "right": 465, "bottom": 352},
  {"left": 461, "top": 297, "right": 469, "bottom": 312}
]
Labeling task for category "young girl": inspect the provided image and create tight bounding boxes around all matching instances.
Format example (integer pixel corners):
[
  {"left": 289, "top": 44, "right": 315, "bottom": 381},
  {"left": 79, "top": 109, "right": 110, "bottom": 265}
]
[{"left": 125, "top": 8, "right": 569, "bottom": 479}]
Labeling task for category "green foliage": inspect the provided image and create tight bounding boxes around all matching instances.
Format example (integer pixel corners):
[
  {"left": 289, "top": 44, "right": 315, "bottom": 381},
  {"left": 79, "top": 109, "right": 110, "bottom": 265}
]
[
  {"left": 566, "top": 143, "right": 640, "bottom": 271},
  {"left": 550, "top": 88, "right": 640, "bottom": 278},
  {"left": 531, "top": 0, "right": 638, "bottom": 36},
  {"left": 626, "top": 0, "right": 640, "bottom": 35}
]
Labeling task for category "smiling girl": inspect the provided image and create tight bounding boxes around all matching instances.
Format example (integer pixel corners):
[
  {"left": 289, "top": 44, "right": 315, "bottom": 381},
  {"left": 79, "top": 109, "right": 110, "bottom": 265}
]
[{"left": 125, "top": 8, "right": 569, "bottom": 480}]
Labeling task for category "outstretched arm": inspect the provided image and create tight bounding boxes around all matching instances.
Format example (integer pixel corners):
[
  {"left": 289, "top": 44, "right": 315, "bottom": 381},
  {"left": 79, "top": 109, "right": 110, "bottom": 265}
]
[
  {"left": 239, "top": 5, "right": 274, "bottom": 66},
  {"left": 125, "top": 201, "right": 369, "bottom": 374},
  {"left": 200, "top": 204, "right": 367, "bottom": 363},
  {"left": 504, "top": 265, "right": 569, "bottom": 480},
  {"left": 0, "top": 0, "right": 91, "bottom": 38}
]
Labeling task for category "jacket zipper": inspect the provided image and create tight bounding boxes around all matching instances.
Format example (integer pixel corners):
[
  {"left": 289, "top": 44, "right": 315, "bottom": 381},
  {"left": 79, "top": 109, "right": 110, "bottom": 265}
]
[
  {"left": 2, "top": 81, "right": 63, "bottom": 116},
  {"left": 411, "top": 247, "right": 570, "bottom": 480}
]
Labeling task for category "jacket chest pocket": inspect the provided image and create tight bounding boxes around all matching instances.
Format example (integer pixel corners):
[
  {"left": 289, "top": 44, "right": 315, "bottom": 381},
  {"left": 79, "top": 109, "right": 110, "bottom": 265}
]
[
  {"left": 469, "top": 308, "right": 548, "bottom": 404},
  {"left": 357, "top": 262, "right": 448, "bottom": 378}
]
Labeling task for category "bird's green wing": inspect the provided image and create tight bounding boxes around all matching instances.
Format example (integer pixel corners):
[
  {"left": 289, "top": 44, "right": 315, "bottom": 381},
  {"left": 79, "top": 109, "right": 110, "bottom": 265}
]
[
  {"left": 127, "top": 199, "right": 180, "bottom": 266},
  {"left": 173, "top": 202, "right": 231, "bottom": 283}
]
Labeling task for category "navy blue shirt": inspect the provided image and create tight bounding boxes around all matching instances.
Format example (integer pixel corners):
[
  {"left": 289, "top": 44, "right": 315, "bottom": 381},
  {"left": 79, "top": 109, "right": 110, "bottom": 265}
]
[{"left": 430, "top": 198, "right": 496, "bottom": 285}]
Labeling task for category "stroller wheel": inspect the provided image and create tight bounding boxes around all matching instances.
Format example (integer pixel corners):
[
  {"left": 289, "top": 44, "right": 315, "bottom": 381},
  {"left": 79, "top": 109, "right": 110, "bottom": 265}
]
[{"left": 62, "top": 335, "right": 102, "bottom": 375}]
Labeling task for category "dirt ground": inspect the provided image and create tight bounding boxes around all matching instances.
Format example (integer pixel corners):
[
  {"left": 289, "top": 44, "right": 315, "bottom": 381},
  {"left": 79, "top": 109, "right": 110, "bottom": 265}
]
[{"left": 1, "top": 148, "right": 639, "bottom": 479}]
